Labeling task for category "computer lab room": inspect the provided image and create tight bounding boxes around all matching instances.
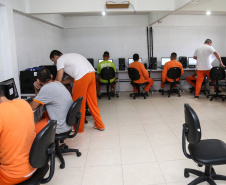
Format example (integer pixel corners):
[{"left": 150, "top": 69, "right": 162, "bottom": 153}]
[{"left": 1, "top": 0, "right": 226, "bottom": 185}]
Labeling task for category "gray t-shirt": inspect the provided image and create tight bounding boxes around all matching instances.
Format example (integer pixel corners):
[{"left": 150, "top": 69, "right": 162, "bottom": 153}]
[{"left": 34, "top": 81, "right": 73, "bottom": 134}]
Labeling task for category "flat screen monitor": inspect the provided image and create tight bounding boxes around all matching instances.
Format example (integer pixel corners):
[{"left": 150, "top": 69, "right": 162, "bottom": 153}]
[
  {"left": 0, "top": 78, "right": 19, "bottom": 100},
  {"left": 87, "top": 58, "right": 94, "bottom": 67},
  {"left": 221, "top": 57, "right": 226, "bottom": 66},
  {"left": 161, "top": 57, "right": 170, "bottom": 66},
  {"left": 99, "top": 59, "right": 113, "bottom": 63},
  {"left": 128, "top": 58, "right": 142, "bottom": 65},
  {"left": 188, "top": 57, "right": 197, "bottom": 66}
]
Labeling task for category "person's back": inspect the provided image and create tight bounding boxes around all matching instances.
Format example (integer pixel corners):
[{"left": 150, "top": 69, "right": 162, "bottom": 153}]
[
  {"left": 97, "top": 60, "right": 116, "bottom": 83},
  {"left": 0, "top": 99, "right": 36, "bottom": 184},
  {"left": 33, "top": 81, "right": 73, "bottom": 134},
  {"left": 129, "top": 61, "right": 149, "bottom": 83}
]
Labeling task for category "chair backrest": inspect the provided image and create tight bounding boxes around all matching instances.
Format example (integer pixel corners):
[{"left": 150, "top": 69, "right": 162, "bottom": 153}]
[
  {"left": 66, "top": 97, "right": 83, "bottom": 127},
  {"left": 184, "top": 104, "right": 201, "bottom": 144},
  {"left": 210, "top": 67, "right": 225, "bottom": 81},
  {"left": 100, "top": 67, "right": 115, "bottom": 82},
  {"left": 167, "top": 67, "right": 181, "bottom": 81},
  {"left": 128, "top": 68, "right": 140, "bottom": 81},
  {"left": 29, "top": 120, "right": 57, "bottom": 168}
]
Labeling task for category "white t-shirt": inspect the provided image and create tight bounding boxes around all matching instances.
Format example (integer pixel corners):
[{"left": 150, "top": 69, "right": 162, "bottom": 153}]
[
  {"left": 194, "top": 44, "right": 216, "bottom": 70},
  {"left": 57, "top": 53, "right": 95, "bottom": 81}
]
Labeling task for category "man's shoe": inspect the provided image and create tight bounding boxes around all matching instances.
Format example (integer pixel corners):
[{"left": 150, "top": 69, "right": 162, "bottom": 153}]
[
  {"left": 93, "top": 126, "right": 105, "bottom": 131},
  {"left": 194, "top": 95, "right": 199, "bottom": 99}
]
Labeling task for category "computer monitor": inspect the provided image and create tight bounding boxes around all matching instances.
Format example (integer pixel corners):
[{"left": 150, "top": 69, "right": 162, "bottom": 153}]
[
  {"left": 0, "top": 78, "right": 19, "bottom": 100},
  {"left": 188, "top": 57, "right": 197, "bottom": 67},
  {"left": 161, "top": 57, "right": 170, "bottom": 66},
  {"left": 87, "top": 58, "right": 94, "bottom": 67},
  {"left": 98, "top": 59, "right": 113, "bottom": 63},
  {"left": 221, "top": 57, "right": 226, "bottom": 66},
  {"left": 128, "top": 58, "right": 142, "bottom": 65}
]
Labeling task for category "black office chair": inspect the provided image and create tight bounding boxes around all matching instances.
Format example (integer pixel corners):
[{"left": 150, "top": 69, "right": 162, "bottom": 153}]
[
  {"left": 17, "top": 120, "right": 57, "bottom": 185},
  {"left": 128, "top": 67, "right": 149, "bottom": 99},
  {"left": 189, "top": 75, "right": 210, "bottom": 95},
  {"left": 182, "top": 104, "right": 226, "bottom": 185},
  {"left": 207, "top": 67, "right": 226, "bottom": 101},
  {"left": 99, "top": 67, "right": 119, "bottom": 100},
  {"left": 55, "top": 97, "right": 83, "bottom": 169},
  {"left": 161, "top": 67, "right": 181, "bottom": 97}
]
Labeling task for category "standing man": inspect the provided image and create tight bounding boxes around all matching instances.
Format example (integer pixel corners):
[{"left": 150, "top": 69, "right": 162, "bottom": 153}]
[
  {"left": 96, "top": 51, "right": 116, "bottom": 96},
  {"left": 0, "top": 85, "right": 36, "bottom": 185},
  {"left": 194, "top": 39, "right": 225, "bottom": 98},
  {"left": 129, "top": 53, "right": 154, "bottom": 94},
  {"left": 160, "top": 52, "right": 184, "bottom": 90},
  {"left": 49, "top": 50, "right": 105, "bottom": 132}
]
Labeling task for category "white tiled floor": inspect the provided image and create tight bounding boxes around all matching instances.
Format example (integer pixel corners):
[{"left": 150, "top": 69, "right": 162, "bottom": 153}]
[{"left": 48, "top": 91, "right": 226, "bottom": 185}]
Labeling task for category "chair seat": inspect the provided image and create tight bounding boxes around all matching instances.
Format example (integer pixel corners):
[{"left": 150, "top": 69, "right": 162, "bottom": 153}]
[
  {"left": 209, "top": 82, "right": 226, "bottom": 86},
  {"left": 189, "top": 139, "right": 226, "bottom": 165},
  {"left": 17, "top": 164, "right": 49, "bottom": 185},
  {"left": 55, "top": 131, "right": 71, "bottom": 141},
  {"left": 165, "top": 81, "right": 180, "bottom": 84},
  {"left": 99, "top": 82, "right": 116, "bottom": 85},
  {"left": 131, "top": 82, "right": 149, "bottom": 86}
]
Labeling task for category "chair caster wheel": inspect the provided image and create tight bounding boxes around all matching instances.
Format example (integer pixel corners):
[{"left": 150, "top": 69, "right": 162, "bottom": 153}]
[
  {"left": 198, "top": 164, "right": 203, "bottom": 167},
  {"left": 77, "top": 152, "right": 82, "bottom": 157},
  {"left": 133, "top": 96, "right": 136, "bottom": 99},
  {"left": 178, "top": 95, "right": 181, "bottom": 97},
  {"left": 207, "top": 96, "right": 209, "bottom": 98},
  {"left": 184, "top": 171, "right": 189, "bottom": 178},
  {"left": 130, "top": 94, "right": 132, "bottom": 97},
  {"left": 64, "top": 145, "right": 68, "bottom": 149},
  {"left": 144, "top": 96, "right": 146, "bottom": 99},
  {"left": 210, "top": 99, "right": 213, "bottom": 101},
  {"left": 222, "top": 99, "right": 225, "bottom": 102},
  {"left": 60, "top": 163, "right": 65, "bottom": 169}
]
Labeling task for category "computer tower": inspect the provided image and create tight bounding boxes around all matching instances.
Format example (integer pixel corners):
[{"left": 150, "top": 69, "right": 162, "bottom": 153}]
[
  {"left": 179, "top": 56, "right": 187, "bottom": 68},
  {"left": 221, "top": 57, "right": 226, "bottom": 66},
  {"left": 20, "top": 71, "right": 37, "bottom": 94},
  {"left": 149, "top": 57, "right": 157, "bottom": 69},
  {"left": 87, "top": 58, "right": 94, "bottom": 67},
  {"left": 144, "top": 63, "right": 147, "bottom": 69},
  {"left": 119, "top": 58, "right": 125, "bottom": 70},
  {"left": 39, "top": 65, "right": 57, "bottom": 80}
]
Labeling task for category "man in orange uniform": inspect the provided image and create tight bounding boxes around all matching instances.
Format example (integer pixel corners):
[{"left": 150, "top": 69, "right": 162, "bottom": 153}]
[
  {"left": 193, "top": 39, "right": 225, "bottom": 98},
  {"left": 186, "top": 71, "right": 197, "bottom": 91},
  {"left": 0, "top": 85, "right": 36, "bottom": 185},
  {"left": 49, "top": 50, "right": 105, "bottom": 132},
  {"left": 160, "top": 52, "right": 184, "bottom": 90},
  {"left": 129, "top": 53, "right": 154, "bottom": 94}
]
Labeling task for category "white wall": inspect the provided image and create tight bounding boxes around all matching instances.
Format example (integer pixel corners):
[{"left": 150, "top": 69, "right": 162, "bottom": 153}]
[
  {"left": 14, "top": 12, "right": 64, "bottom": 71},
  {"left": 152, "top": 15, "right": 226, "bottom": 65},
  {"left": 64, "top": 15, "right": 149, "bottom": 68}
]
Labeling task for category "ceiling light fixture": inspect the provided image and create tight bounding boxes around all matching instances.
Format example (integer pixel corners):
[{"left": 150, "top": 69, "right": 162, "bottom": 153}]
[{"left": 206, "top": 11, "right": 211, "bottom": 15}]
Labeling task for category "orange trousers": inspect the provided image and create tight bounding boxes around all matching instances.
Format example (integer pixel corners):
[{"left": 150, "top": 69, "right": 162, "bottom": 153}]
[
  {"left": 133, "top": 78, "right": 154, "bottom": 93},
  {"left": 35, "top": 111, "right": 49, "bottom": 134},
  {"left": 0, "top": 170, "right": 31, "bottom": 185},
  {"left": 186, "top": 76, "right": 196, "bottom": 87},
  {"left": 96, "top": 77, "right": 116, "bottom": 92},
  {"left": 72, "top": 72, "right": 105, "bottom": 133},
  {"left": 195, "top": 70, "right": 215, "bottom": 96}
]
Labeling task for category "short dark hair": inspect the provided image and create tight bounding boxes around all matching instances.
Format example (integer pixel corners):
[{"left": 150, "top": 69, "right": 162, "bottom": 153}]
[
  {"left": 50, "top": 50, "right": 63, "bottom": 59},
  {"left": 0, "top": 85, "right": 5, "bottom": 97},
  {"left": 133, "top": 53, "right": 139, "bottom": 61},
  {"left": 37, "top": 68, "right": 52, "bottom": 83},
  {"left": 171, "top": 52, "right": 177, "bottom": 59},
  {"left": 103, "top": 51, "right": 109, "bottom": 57},
  {"left": 204, "top": 39, "right": 212, "bottom": 44}
]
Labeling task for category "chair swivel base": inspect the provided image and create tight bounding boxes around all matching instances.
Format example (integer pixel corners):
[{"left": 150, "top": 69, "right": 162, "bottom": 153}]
[
  {"left": 99, "top": 92, "right": 119, "bottom": 100},
  {"left": 56, "top": 142, "right": 82, "bottom": 169},
  {"left": 130, "top": 92, "right": 148, "bottom": 99},
  {"left": 207, "top": 94, "right": 225, "bottom": 101},
  {"left": 161, "top": 88, "right": 180, "bottom": 98},
  {"left": 184, "top": 166, "right": 226, "bottom": 185}
]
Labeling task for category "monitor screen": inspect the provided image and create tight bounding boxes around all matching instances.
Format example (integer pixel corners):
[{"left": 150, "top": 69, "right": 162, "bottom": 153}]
[
  {"left": 188, "top": 57, "right": 197, "bottom": 66},
  {"left": 128, "top": 58, "right": 142, "bottom": 65},
  {"left": 99, "top": 59, "right": 113, "bottom": 63},
  {"left": 161, "top": 57, "right": 170, "bottom": 66},
  {"left": 0, "top": 78, "right": 19, "bottom": 100}
]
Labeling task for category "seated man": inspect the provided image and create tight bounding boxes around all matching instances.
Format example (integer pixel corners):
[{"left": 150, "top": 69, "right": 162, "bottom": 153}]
[
  {"left": 186, "top": 71, "right": 197, "bottom": 91},
  {"left": 160, "top": 52, "right": 184, "bottom": 90},
  {"left": 0, "top": 85, "right": 36, "bottom": 185},
  {"left": 30, "top": 68, "right": 73, "bottom": 134},
  {"left": 96, "top": 51, "right": 116, "bottom": 96},
  {"left": 129, "top": 53, "right": 154, "bottom": 94}
]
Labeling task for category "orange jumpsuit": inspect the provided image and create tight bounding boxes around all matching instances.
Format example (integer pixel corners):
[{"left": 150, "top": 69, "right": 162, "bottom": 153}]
[
  {"left": 0, "top": 99, "right": 36, "bottom": 185},
  {"left": 128, "top": 62, "right": 154, "bottom": 92},
  {"left": 72, "top": 72, "right": 105, "bottom": 132},
  {"left": 186, "top": 75, "right": 197, "bottom": 87},
  {"left": 161, "top": 60, "right": 184, "bottom": 88}
]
